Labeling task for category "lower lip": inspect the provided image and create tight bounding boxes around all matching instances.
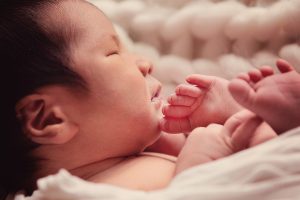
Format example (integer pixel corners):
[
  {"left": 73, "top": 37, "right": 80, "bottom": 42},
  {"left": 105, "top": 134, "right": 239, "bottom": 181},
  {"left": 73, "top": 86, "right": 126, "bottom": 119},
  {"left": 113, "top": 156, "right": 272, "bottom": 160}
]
[{"left": 151, "top": 97, "right": 162, "bottom": 110}]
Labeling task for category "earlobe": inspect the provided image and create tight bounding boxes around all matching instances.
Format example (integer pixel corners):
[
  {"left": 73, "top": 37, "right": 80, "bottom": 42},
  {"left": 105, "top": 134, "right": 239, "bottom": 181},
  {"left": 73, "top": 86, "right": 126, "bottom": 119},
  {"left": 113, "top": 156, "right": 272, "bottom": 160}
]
[{"left": 16, "top": 94, "right": 79, "bottom": 145}]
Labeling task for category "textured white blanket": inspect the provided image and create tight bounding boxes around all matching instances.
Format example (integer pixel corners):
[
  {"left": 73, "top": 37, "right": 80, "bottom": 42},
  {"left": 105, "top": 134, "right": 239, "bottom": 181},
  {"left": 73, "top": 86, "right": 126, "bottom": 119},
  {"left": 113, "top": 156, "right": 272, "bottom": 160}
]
[
  {"left": 88, "top": 0, "right": 300, "bottom": 97},
  {"left": 15, "top": 127, "right": 300, "bottom": 200}
]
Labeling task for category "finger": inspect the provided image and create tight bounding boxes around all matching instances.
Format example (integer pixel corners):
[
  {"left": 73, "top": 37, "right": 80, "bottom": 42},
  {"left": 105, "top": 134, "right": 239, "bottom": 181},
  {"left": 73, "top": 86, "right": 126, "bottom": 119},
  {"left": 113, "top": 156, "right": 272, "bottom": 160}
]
[
  {"left": 231, "top": 116, "right": 263, "bottom": 152},
  {"left": 248, "top": 68, "right": 263, "bottom": 83},
  {"left": 259, "top": 65, "right": 274, "bottom": 77},
  {"left": 167, "top": 94, "right": 196, "bottom": 106},
  {"left": 237, "top": 72, "right": 250, "bottom": 82},
  {"left": 189, "top": 127, "right": 206, "bottom": 134},
  {"left": 249, "top": 122, "right": 277, "bottom": 147},
  {"left": 162, "top": 105, "right": 191, "bottom": 118},
  {"left": 160, "top": 117, "right": 192, "bottom": 133},
  {"left": 224, "top": 110, "right": 256, "bottom": 135},
  {"left": 185, "top": 74, "right": 213, "bottom": 89},
  {"left": 187, "top": 127, "right": 206, "bottom": 137},
  {"left": 276, "top": 59, "right": 295, "bottom": 73},
  {"left": 175, "top": 84, "right": 202, "bottom": 97},
  {"left": 206, "top": 123, "right": 224, "bottom": 130},
  {"left": 228, "top": 79, "right": 257, "bottom": 109}
]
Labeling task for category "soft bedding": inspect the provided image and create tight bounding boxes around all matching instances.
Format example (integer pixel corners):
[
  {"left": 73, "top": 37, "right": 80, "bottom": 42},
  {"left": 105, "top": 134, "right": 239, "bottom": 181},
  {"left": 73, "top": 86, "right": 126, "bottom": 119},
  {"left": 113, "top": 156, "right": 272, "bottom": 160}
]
[
  {"left": 13, "top": 127, "right": 300, "bottom": 200},
  {"left": 88, "top": 0, "right": 300, "bottom": 97}
]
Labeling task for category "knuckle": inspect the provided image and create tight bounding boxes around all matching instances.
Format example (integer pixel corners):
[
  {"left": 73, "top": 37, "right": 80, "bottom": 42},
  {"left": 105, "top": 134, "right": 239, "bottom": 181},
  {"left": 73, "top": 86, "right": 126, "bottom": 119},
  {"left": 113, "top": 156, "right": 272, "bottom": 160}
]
[{"left": 207, "top": 123, "right": 222, "bottom": 129}]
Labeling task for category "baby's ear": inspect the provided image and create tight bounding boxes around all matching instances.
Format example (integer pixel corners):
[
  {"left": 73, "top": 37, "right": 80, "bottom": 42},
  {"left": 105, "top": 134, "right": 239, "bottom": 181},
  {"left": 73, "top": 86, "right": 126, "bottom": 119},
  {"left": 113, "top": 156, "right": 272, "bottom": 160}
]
[{"left": 16, "top": 94, "right": 79, "bottom": 145}]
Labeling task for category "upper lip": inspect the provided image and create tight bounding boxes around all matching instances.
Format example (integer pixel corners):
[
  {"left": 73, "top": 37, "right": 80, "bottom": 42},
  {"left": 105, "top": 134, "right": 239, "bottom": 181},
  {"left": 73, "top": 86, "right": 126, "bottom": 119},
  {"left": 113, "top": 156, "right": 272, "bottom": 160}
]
[{"left": 151, "top": 84, "right": 162, "bottom": 101}]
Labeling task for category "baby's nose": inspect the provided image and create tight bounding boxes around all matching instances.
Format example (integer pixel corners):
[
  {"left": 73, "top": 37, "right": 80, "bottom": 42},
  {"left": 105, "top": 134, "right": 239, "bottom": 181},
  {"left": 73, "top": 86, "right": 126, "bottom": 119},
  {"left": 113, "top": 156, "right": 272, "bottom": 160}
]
[{"left": 136, "top": 58, "right": 153, "bottom": 76}]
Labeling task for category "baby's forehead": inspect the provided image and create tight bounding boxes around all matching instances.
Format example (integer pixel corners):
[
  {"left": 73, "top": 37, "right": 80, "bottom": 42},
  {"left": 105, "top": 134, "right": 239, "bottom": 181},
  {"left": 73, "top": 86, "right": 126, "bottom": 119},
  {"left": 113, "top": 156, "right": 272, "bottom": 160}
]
[
  {"left": 59, "top": 1, "right": 109, "bottom": 28},
  {"left": 40, "top": 0, "right": 114, "bottom": 47},
  {"left": 56, "top": 1, "right": 113, "bottom": 39}
]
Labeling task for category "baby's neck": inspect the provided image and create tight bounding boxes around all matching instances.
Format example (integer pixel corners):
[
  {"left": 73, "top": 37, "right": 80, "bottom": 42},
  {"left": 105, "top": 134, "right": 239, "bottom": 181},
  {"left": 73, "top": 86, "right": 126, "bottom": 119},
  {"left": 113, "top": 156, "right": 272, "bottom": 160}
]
[
  {"left": 69, "top": 157, "right": 127, "bottom": 180},
  {"left": 34, "top": 150, "right": 130, "bottom": 184}
]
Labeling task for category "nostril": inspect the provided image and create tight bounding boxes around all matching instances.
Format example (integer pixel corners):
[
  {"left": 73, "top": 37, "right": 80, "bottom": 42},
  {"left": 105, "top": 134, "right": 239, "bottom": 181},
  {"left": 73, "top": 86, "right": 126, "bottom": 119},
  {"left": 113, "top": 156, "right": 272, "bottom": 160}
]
[{"left": 136, "top": 59, "right": 153, "bottom": 76}]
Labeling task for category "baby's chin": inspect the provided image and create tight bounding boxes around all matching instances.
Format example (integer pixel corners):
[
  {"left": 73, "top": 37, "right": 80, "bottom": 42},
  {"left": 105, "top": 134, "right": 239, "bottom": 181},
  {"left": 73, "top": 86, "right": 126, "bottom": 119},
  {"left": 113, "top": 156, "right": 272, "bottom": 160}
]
[
  {"left": 143, "top": 130, "right": 163, "bottom": 151},
  {"left": 151, "top": 118, "right": 163, "bottom": 139}
]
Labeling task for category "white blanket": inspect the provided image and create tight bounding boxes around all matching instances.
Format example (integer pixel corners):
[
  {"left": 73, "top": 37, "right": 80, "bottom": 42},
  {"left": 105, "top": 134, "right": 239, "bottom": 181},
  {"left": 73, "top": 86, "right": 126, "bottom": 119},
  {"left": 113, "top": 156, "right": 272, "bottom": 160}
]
[
  {"left": 88, "top": 0, "right": 300, "bottom": 97},
  {"left": 15, "top": 127, "right": 300, "bottom": 200}
]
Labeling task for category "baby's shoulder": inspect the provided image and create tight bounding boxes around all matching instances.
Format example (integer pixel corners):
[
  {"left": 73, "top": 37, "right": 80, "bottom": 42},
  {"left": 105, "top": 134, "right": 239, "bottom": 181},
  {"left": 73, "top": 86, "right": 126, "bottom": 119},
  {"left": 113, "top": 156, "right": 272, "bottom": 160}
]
[{"left": 92, "top": 153, "right": 177, "bottom": 191}]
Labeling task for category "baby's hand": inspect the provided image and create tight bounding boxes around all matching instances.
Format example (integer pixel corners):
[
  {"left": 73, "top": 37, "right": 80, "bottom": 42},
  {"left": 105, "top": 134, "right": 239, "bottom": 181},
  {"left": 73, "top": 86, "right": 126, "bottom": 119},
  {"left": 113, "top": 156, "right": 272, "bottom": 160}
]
[
  {"left": 160, "top": 74, "right": 242, "bottom": 133},
  {"left": 175, "top": 123, "right": 232, "bottom": 174},
  {"left": 175, "top": 110, "right": 274, "bottom": 175},
  {"left": 229, "top": 59, "right": 300, "bottom": 134}
]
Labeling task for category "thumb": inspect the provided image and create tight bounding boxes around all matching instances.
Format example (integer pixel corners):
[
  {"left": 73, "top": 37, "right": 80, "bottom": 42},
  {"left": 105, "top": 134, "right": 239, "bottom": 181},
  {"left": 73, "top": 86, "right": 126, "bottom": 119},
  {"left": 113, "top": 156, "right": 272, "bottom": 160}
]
[
  {"left": 230, "top": 115, "right": 263, "bottom": 152},
  {"left": 224, "top": 110, "right": 256, "bottom": 135}
]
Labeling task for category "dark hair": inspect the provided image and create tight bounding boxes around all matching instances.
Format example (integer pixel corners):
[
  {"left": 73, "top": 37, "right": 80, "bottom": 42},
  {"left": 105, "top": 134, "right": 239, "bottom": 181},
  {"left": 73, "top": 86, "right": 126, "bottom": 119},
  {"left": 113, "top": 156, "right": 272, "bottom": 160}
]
[{"left": 0, "top": 0, "right": 86, "bottom": 193}]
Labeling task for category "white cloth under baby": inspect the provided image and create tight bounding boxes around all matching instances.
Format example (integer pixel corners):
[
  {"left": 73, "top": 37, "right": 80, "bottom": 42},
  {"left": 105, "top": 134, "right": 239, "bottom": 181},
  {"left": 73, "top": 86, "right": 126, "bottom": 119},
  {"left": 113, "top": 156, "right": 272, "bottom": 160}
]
[{"left": 14, "top": 127, "right": 300, "bottom": 200}]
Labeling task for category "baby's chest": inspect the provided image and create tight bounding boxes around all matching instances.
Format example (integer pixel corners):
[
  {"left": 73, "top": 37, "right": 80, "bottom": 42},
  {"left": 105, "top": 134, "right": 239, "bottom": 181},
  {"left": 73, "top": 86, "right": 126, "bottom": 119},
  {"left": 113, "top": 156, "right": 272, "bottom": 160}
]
[{"left": 91, "top": 155, "right": 176, "bottom": 190}]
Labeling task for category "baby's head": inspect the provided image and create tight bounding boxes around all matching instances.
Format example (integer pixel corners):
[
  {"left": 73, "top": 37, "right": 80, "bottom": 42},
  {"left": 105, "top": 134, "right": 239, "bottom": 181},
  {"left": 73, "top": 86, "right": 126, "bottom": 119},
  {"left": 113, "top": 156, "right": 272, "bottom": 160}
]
[{"left": 0, "top": 0, "right": 162, "bottom": 193}]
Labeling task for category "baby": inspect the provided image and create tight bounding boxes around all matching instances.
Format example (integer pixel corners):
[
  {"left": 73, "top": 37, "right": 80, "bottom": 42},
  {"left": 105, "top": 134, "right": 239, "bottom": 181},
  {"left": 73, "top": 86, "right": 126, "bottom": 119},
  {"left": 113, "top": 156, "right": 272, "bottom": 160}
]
[
  {"left": 163, "top": 59, "right": 300, "bottom": 173},
  {"left": 0, "top": 0, "right": 288, "bottom": 196},
  {"left": 0, "top": 0, "right": 246, "bottom": 194}
]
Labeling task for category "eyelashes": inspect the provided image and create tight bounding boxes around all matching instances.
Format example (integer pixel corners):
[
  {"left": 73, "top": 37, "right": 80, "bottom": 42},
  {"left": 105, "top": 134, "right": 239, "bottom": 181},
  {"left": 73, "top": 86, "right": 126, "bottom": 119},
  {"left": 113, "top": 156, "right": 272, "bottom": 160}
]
[{"left": 106, "top": 50, "right": 119, "bottom": 57}]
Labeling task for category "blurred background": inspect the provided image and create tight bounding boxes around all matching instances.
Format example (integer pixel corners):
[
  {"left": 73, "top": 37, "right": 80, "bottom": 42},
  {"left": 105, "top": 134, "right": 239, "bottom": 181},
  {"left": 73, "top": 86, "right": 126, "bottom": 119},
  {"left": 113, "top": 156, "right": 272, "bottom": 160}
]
[{"left": 89, "top": 0, "right": 300, "bottom": 97}]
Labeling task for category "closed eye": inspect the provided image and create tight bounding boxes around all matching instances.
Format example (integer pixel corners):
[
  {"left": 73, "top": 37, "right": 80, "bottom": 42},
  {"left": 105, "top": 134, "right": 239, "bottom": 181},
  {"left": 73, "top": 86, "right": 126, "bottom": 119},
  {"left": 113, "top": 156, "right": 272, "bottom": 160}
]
[{"left": 106, "top": 51, "right": 119, "bottom": 57}]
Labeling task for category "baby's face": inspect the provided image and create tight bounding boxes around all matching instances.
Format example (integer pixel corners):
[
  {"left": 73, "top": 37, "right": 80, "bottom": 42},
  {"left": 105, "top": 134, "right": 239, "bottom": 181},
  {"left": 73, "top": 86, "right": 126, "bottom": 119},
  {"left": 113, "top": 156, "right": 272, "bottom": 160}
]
[{"left": 61, "top": 1, "right": 162, "bottom": 155}]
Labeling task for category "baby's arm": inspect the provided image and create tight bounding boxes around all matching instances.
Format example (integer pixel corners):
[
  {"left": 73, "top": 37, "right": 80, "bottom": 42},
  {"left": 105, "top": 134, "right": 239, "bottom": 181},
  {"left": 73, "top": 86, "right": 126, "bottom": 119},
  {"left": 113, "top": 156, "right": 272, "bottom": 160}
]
[
  {"left": 145, "top": 132, "right": 186, "bottom": 156},
  {"left": 175, "top": 110, "right": 277, "bottom": 175}
]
